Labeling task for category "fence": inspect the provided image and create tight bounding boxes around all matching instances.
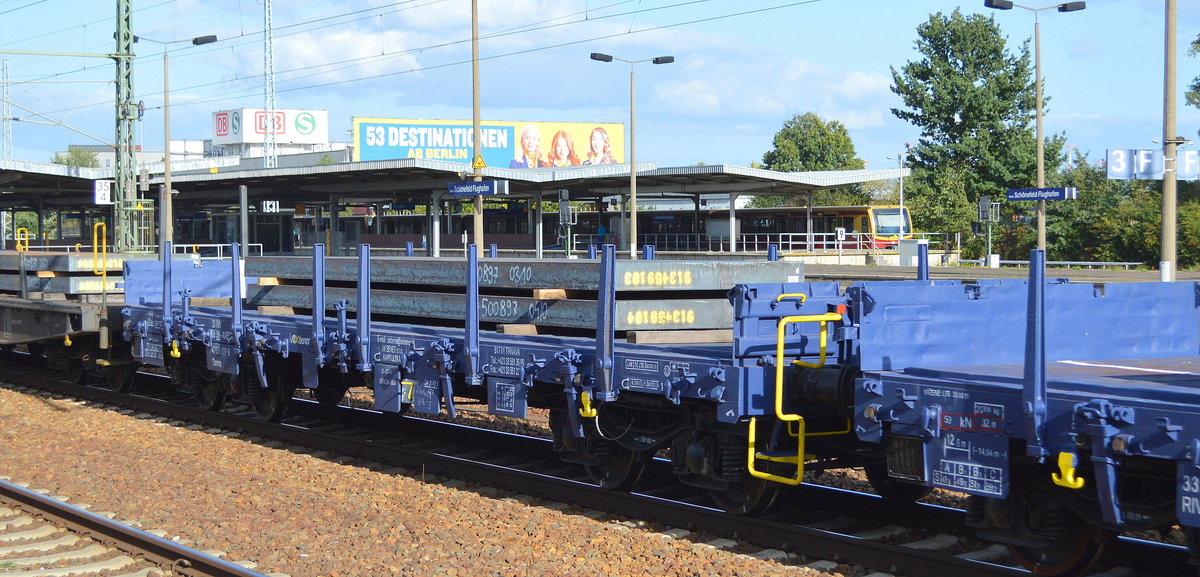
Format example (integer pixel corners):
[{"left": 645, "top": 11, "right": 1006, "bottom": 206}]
[
  {"left": 573, "top": 232, "right": 960, "bottom": 254},
  {"left": 959, "top": 259, "right": 1142, "bottom": 270}
]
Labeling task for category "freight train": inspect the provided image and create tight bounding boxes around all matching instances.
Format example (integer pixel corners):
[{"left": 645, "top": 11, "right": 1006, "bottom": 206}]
[{"left": 2, "top": 242, "right": 1198, "bottom": 576}]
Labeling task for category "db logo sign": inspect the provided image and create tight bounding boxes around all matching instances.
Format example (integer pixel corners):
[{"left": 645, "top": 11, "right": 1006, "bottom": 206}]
[
  {"left": 215, "top": 112, "right": 230, "bottom": 136},
  {"left": 255, "top": 111, "right": 286, "bottom": 135}
]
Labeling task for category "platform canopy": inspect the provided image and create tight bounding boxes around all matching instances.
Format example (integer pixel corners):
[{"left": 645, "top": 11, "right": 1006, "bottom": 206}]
[
  {"left": 0, "top": 157, "right": 908, "bottom": 211},
  {"left": 0, "top": 160, "right": 106, "bottom": 209}
]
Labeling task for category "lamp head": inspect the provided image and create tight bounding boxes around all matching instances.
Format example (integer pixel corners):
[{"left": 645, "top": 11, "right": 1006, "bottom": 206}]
[
  {"left": 984, "top": 0, "right": 1014, "bottom": 9},
  {"left": 651, "top": 56, "right": 675, "bottom": 65},
  {"left": 1058, "top": 2, "right": 1085, "bottom": 12},
  {"left": 590, "top": 52, "right": 613, "bottom": 62},
  {"left": 193, "top": 35, "right": 218, "bottom": 46}
]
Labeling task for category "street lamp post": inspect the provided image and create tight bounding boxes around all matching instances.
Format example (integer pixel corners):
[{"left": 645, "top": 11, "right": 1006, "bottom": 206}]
[
  {"left": 471, "top": 0, "right": 484, "bottom": 256},
  {"left": 1162, "top": 0, "right": 1179, "bottom": 282},
  {"left": 137, "top": 34, "right": 217, "bottom": 251},
  {"left": 985, "top": 0, "right": 1085, "bottom": 252},
  {"left": 887, "top": 144, "right": 913, "bottom": 235},
  {"left": 590, "top": 52, "right": 674, "bottom": 259}
]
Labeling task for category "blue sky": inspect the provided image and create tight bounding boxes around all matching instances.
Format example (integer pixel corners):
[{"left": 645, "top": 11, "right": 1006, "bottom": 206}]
[{"left": 2, "top": 0, "right": 1198, "bottom": 173}]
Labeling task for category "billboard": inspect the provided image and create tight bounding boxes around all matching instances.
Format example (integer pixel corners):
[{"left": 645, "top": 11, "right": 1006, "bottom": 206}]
[
  {"left": 212, "top": 109, "right": 329, "bottom": 145},
  {"left": 353, "top": 118, "right": 625, "bottom": 168}
]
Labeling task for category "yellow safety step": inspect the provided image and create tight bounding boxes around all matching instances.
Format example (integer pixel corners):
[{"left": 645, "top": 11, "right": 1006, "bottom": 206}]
[{"left": 746, "top": 298, "right": 846, "bottom": 486}]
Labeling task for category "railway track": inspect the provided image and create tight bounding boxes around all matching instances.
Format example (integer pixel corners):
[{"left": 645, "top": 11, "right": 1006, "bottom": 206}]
[
  {"left": 1, "top": 358, "right": 1190, "bottom": 577},
  {"left": 0, "top": 477, "right": 270, "bottom": 577}
]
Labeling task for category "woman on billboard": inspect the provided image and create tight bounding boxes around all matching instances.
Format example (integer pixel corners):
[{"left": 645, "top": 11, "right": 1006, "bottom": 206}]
[
  {"left": 547, "top": 130, "right": 581, "bottom": 167},
  {"left": 510, "top": 124, "right": 547, "bottom": 168},
  {"left": 583, "top": 126, "right": 617, "bottom": 165}
]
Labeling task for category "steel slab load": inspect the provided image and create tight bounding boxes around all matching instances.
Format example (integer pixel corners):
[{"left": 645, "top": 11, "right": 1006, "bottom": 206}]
[
  {"left": 0, "top": 275, "right": 121, "bottom": 295},
  {"left": 0, "top": 252, "right": 161, "bottom": 273},
  {"left": 245, "top": 284, "right": 732, "bottom": 330},
  {"left": 245, "top": 256, "right": 803, "bottom": 291},
  {"left": 0, "top": 251, "right": 190, "bottom": 296}
]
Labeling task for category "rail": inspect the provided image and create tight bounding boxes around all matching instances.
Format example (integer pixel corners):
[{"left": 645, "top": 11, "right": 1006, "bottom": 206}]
[
  {"left": 0, "top": 478, "right": 269, "bottom": 577},
  {"left": 12, "top": 362, "right": 1086, "bottom": 577}
]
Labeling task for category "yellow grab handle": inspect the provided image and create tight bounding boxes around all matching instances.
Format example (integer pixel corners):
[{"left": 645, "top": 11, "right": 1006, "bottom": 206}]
[
  {"left": 1052, "top": 452, "right": 1085, "bottom": 489},
  {"left": 774, "top": 293, "right": 808, "bottom": 304},
  {"left": 579, "top": 391, "right": 598, "bottom": 418}
]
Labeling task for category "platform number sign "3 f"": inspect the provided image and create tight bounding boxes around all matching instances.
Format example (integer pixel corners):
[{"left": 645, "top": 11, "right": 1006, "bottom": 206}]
[{"left": 261, "top": 200, "right": 280, "bottom": 214}]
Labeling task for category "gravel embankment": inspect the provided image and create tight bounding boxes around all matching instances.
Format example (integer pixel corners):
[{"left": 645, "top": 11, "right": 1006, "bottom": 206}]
[{"left": 0, "top": 385, "right": 850, "bottom": 577}]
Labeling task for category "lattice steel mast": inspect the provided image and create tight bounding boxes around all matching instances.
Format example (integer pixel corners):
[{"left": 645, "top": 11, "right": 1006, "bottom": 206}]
[
  {"left": 263, "top": 0, "right": 277, "bottom": 168},
  {"left": 2, "top": 60, "right": 11, "bottom": 160},
  {"left": 114, "top": 0, "right": 139, "bottom": 251}
]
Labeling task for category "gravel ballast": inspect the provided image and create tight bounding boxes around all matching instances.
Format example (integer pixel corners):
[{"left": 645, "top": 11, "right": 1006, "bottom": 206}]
[{"left": 0, "top": 385, "right": 848, "bottom": 577}]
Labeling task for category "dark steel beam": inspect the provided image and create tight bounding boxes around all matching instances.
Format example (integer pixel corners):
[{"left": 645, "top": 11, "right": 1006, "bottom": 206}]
[{"left": 246, "top": 256, "right": 802, "bottom": 292}]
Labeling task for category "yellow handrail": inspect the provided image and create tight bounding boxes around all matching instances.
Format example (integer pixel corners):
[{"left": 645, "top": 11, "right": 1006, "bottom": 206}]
[
  {"left": 15, "top": 228, "right": 28, "bottom": 251},
  {"left": 92, "top": 223, "right": 107, "bottom": 276},
  {"left": 782, "top": 313, "right": 843, "bottom": 370},
  {"left": 747, "top": 309, "right": 844, "bottom": 486},
  {"left": 93, "top": 222, "right": 110, "bottom": 351}
]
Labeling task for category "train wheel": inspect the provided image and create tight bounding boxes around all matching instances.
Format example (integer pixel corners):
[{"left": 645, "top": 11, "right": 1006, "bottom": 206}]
[
  {"left": 550, "top": 411, "right": 648, "bottom": 490},
  {"left": 314, "top": 367, "right": 354, "bottom": 409},
  {"left": 315, "top": 385, "right": 347, "bottom": 408},
  {"left": 584, "top": 444, "right": 648, "bottom": 490},
  {"left": 1186, "top": 527, "right": 1200, "bottom": 572},
  {"left": 99, "top": 365, "right": 137, "bottom": 393},
  {"left": 246, "top": 354, "right": 296, "bottom": 422},
  {"left": 25, "top": 342, "right": 46, "bottom": 365},
  {"left": 709, "top": 477, "right": 780, "bottom": 516},
  {"left": 61, "top": 357, "right": 87, "bottom": 386},
  {"left": 1006, "top": 496, "right": 1111, "bottom": 576},
  {"left": 865, "top": 463, "right": 932, "bottom": 503},
  {"left": 186, "top": 359, "right": 228, "bottom": 412}
]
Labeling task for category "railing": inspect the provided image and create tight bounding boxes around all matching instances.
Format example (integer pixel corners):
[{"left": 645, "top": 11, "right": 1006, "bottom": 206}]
[
  {"left": 11, "top": 243, "right": 98, "bottom": 252},
  {"left": 960, "top": 259, "right": 1143, "bottom": 270},
  {"left": 573, "top": 233, "right": 731, "bottom": 252},
  {"left": 172, "top": 243, "right": 265, "bottom": 259},
  {"left": 571, "top": 232, "right": 960, "bottom": 254}
]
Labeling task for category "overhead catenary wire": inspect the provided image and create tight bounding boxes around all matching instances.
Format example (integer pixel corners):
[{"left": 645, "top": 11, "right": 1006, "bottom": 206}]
[{"left": 8, "top": 1, "right": 820, "bottom": 136}]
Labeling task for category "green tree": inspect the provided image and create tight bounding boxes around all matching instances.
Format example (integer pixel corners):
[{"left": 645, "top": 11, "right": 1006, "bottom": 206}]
[
  {"left": 891, "top": 10, "right": 1048, "bottom": 236},
  {"left": 1187, "top": 33, "right": 1200, "bottom": 136},
  {"left": 754, "top": 112, "right": 867, "bottom": 207},
  {"left": 50, "top": 147, "right": 100, "bottom": 167}
]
